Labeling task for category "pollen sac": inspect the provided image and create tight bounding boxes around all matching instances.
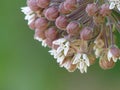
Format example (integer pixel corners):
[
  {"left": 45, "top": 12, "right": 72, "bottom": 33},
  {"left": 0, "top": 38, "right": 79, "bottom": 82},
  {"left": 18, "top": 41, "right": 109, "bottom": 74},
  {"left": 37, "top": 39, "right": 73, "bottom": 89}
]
[{"left": 44, "top": 6, "right": 59, "bottom": 21}]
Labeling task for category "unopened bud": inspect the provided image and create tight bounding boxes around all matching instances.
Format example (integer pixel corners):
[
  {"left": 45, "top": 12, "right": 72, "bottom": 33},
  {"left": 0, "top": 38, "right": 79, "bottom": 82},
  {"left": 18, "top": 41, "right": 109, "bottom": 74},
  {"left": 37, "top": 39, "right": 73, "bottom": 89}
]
[
  {"left": 27, "top": 0, "right": 40, "bottom": 11},
  {"left": 28, "top": 20, "right": 35, "bottom": 30},
  {"left": 34, "top": 29, "right": 46, "bottom": 39},
  {"left": 100, "top": 4, "right": 111, "bottom": 17},
  {"left": 55, "top": 15, "right": 69, "bottom": 30},
  {"left": 36, "top": 0, "right": 50, "bottom": 8},
  {"left": 59, "top": 2, "right": 71, "bottom": 14},
  {"left": 35, "top": 17, "right": 49, "bottom": 30},
  {"left": 45, "top": 27, "right": 58, "bottom": 40},
  {"left": 64, "top": 0, "right": 77, "bottom": 11},
  {"left": 45, "top": 38, "right": 53, "bottom": 48},
  {"left": 99, "top": 56, "right": 115, "bottom": 70},
  {"left": 109, "top": 46, "right": 120, "bottom": 59},
  {"left": 66, "top": 21, "right": 81, "bottom": 36},
  {"left": 45, "top": 6, "right": 59, "bottom": 21},
  {"left": 86, "top": 3, "right": 99, "bottom": 16},
  {"left": 80, "top": 27, "right": 93, "bottom": 40}
]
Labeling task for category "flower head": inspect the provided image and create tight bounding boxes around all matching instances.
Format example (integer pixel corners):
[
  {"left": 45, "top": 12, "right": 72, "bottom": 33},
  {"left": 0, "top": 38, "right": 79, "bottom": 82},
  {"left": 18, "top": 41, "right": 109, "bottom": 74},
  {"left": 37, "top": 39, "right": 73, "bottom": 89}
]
[{"left": 21, "top": 0, "right": 120, "bottom": 73}]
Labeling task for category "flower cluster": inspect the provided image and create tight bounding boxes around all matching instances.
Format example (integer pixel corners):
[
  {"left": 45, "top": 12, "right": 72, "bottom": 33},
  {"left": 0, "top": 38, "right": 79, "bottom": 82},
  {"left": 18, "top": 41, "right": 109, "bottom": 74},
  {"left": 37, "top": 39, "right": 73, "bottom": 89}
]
[{"left": 21, "top": 0, "right": 120, "bottom": 73}]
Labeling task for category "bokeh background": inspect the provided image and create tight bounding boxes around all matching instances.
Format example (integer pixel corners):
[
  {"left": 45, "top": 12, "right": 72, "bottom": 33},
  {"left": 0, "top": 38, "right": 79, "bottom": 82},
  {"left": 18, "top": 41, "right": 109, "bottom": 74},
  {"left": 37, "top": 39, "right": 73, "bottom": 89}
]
[{"left": 0, "top": 0, "right": 120, "bottom": 90}]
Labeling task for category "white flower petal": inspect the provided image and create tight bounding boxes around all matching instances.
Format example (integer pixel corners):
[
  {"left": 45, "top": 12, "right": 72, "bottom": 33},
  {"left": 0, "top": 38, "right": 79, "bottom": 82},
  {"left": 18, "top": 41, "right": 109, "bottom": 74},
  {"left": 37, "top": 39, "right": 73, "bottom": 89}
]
[
  {"left": 117, "top": 4, "right": 120, "bottom": 11},
  {"left": 109, "top": 2, "right": 116, "bottom": 9},
  {"left": 83, "top": 54, "right": 90, "bottom": 66},
  {"left": 84, "top": 66, "right": 87, "bottom": 73},
  {"left": 53, "top": 38, "right": 66, "bottom": 45},
  {"left": 57, "top": 55, "right": 65, "bottom": 64},
  {"left": 80, "top": 61, "right": 84, "bottom": 69},
  {"left": 107, "top": 50, "right": 113, "bottom": 61}
]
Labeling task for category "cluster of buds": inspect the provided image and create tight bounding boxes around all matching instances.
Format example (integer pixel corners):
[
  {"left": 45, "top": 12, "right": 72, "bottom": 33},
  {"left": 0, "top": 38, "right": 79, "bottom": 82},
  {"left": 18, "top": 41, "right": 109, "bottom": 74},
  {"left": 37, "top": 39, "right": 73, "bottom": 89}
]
[{"left": 21, "top": 0, "right": 120, "bottom": 73}]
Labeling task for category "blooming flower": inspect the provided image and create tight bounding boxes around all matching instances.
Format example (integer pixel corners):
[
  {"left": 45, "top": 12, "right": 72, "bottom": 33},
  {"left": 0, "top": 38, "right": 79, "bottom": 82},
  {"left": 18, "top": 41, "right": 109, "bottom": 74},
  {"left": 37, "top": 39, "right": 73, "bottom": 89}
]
[
  {"left": 49, "top": 38, "right": 70, "bottom": 64},
  {"left": 72, "top": 53, "right": 90, "bottom": 73},
  {"left": 21, "top": 6, "right": 36, "bottom": 25},
  {"left": 109, "top": 0, "right": 120, "bottom": 11}
]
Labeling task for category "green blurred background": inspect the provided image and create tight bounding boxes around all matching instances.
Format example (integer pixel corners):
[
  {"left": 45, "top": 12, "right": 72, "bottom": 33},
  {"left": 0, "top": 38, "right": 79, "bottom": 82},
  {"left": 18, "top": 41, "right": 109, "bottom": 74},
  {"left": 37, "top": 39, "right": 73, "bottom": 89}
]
[{"left": 0, "top": 0, "right": 120, "bottom": 90}]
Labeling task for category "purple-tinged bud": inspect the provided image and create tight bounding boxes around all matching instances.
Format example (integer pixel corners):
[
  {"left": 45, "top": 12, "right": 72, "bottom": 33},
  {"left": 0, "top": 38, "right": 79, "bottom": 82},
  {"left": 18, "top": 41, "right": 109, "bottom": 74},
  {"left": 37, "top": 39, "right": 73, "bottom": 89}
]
[
  {"left": 66, "top": 21, "right": 81, "bottom": 36},
  {"left": 60, "top": 57, "right": 77, "bottom": 72},
  {"left": 36, "top": 0, "right": 50, "bottom": 8},
  {"left": 45, "top": 6, "right": 59, "bottom": 21},
  {"left": 35, "top": 17, "right": 49, "bottom": 30},
  {"left": 52, "top": 44, "right": 59, "bottom": 50},
  {"left": 80, "top": 27, "right": 93, "bottom": 40},
  {"left": 55, "top": 15, "right": 69, "bottom": 30},
  {"left": 29, "top": 20, "right": 35, "bottom": 30},
  {"left": 64, "top": 0, "right": 77, "bottom": 11},
  {"left": 100, "top": 4, "right": 111, "bottom": 17},
  {"left": 45, "top": 38, "right": 53, "bottom": 48},
  {"left": 99, "top": 58, "right": 115, "bottom": 70},
  {"left": 34, "top": 28, "right": 46, "bottom": 39},
  {"left": 86, "top": 3, "right": 99, "bottom": 16},
  {"left": 45, "top": 27, "right": 58, "bottom": 40},
  {"left": 110, "top": 46, "right": 120, "bottom": 58},
  {"left": 27, "top": 0, "right": 40, "bottom": 11},
  {"left": 59, "top": 2, "right": 71, "bottom": 14}
]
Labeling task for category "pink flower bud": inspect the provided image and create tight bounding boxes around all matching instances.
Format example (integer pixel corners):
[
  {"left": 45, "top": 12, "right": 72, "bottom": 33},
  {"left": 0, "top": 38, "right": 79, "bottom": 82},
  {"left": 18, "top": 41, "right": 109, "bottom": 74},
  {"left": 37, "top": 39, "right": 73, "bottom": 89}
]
[
  {"left": 60, "top": 57, "right": 77, "bottom": 72},
  {"left": 110, "top": 46, "right": 120, "bottom": 59},
  {"left": 27, "top": 0, "right": 40, "bottom": 11},
  {"left": 36, "top": 0, "right": 50, "bottom": 8},
  {"left": 55, "top": 15, "right": 69, "bottom": 30},
  {"left": 80, "top": 27, "right": 93, "bottom": 40},
  {"left": 99, "top": 58, "right": 115, "bottom": 70},
  {"left": 66, "top": 21, "right": 81, "bottom": 36},
  {"left": 28, "top": 20, "right": 35, "bottom": 30},
  {"left": 100, "top": 4, "right": 111, "bottom": 17},
  {"left": 45, "top": 27, "right": 58, "bottom": 40},
  {"left": 44, "top": 6, "right": 59, "bottom": 21},
  {"left": 86, "top": 3, "right": 99, "bottom": 16},
  {"left": 59, "top": 2, "right": 71, "bottom": 14},
  {"left": 35, "top": 17, "right": 49, "bottom": 30},
  {"left": 64, "top": 0, "right": 77, "bottom": 11},
  {"left": 34, "top": 29, "right": 46, "bottom": 39},
  {"left": 45, "top": 38, "right": 53, "bottom": 48}
]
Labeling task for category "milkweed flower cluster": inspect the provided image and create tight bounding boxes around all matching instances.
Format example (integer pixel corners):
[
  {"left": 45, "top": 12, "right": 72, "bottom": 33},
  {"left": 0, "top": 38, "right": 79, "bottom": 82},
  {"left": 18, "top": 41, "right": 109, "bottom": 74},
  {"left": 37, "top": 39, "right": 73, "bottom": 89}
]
[{"left": 21, "top": 0, "right": 120, "bottom": 73}]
